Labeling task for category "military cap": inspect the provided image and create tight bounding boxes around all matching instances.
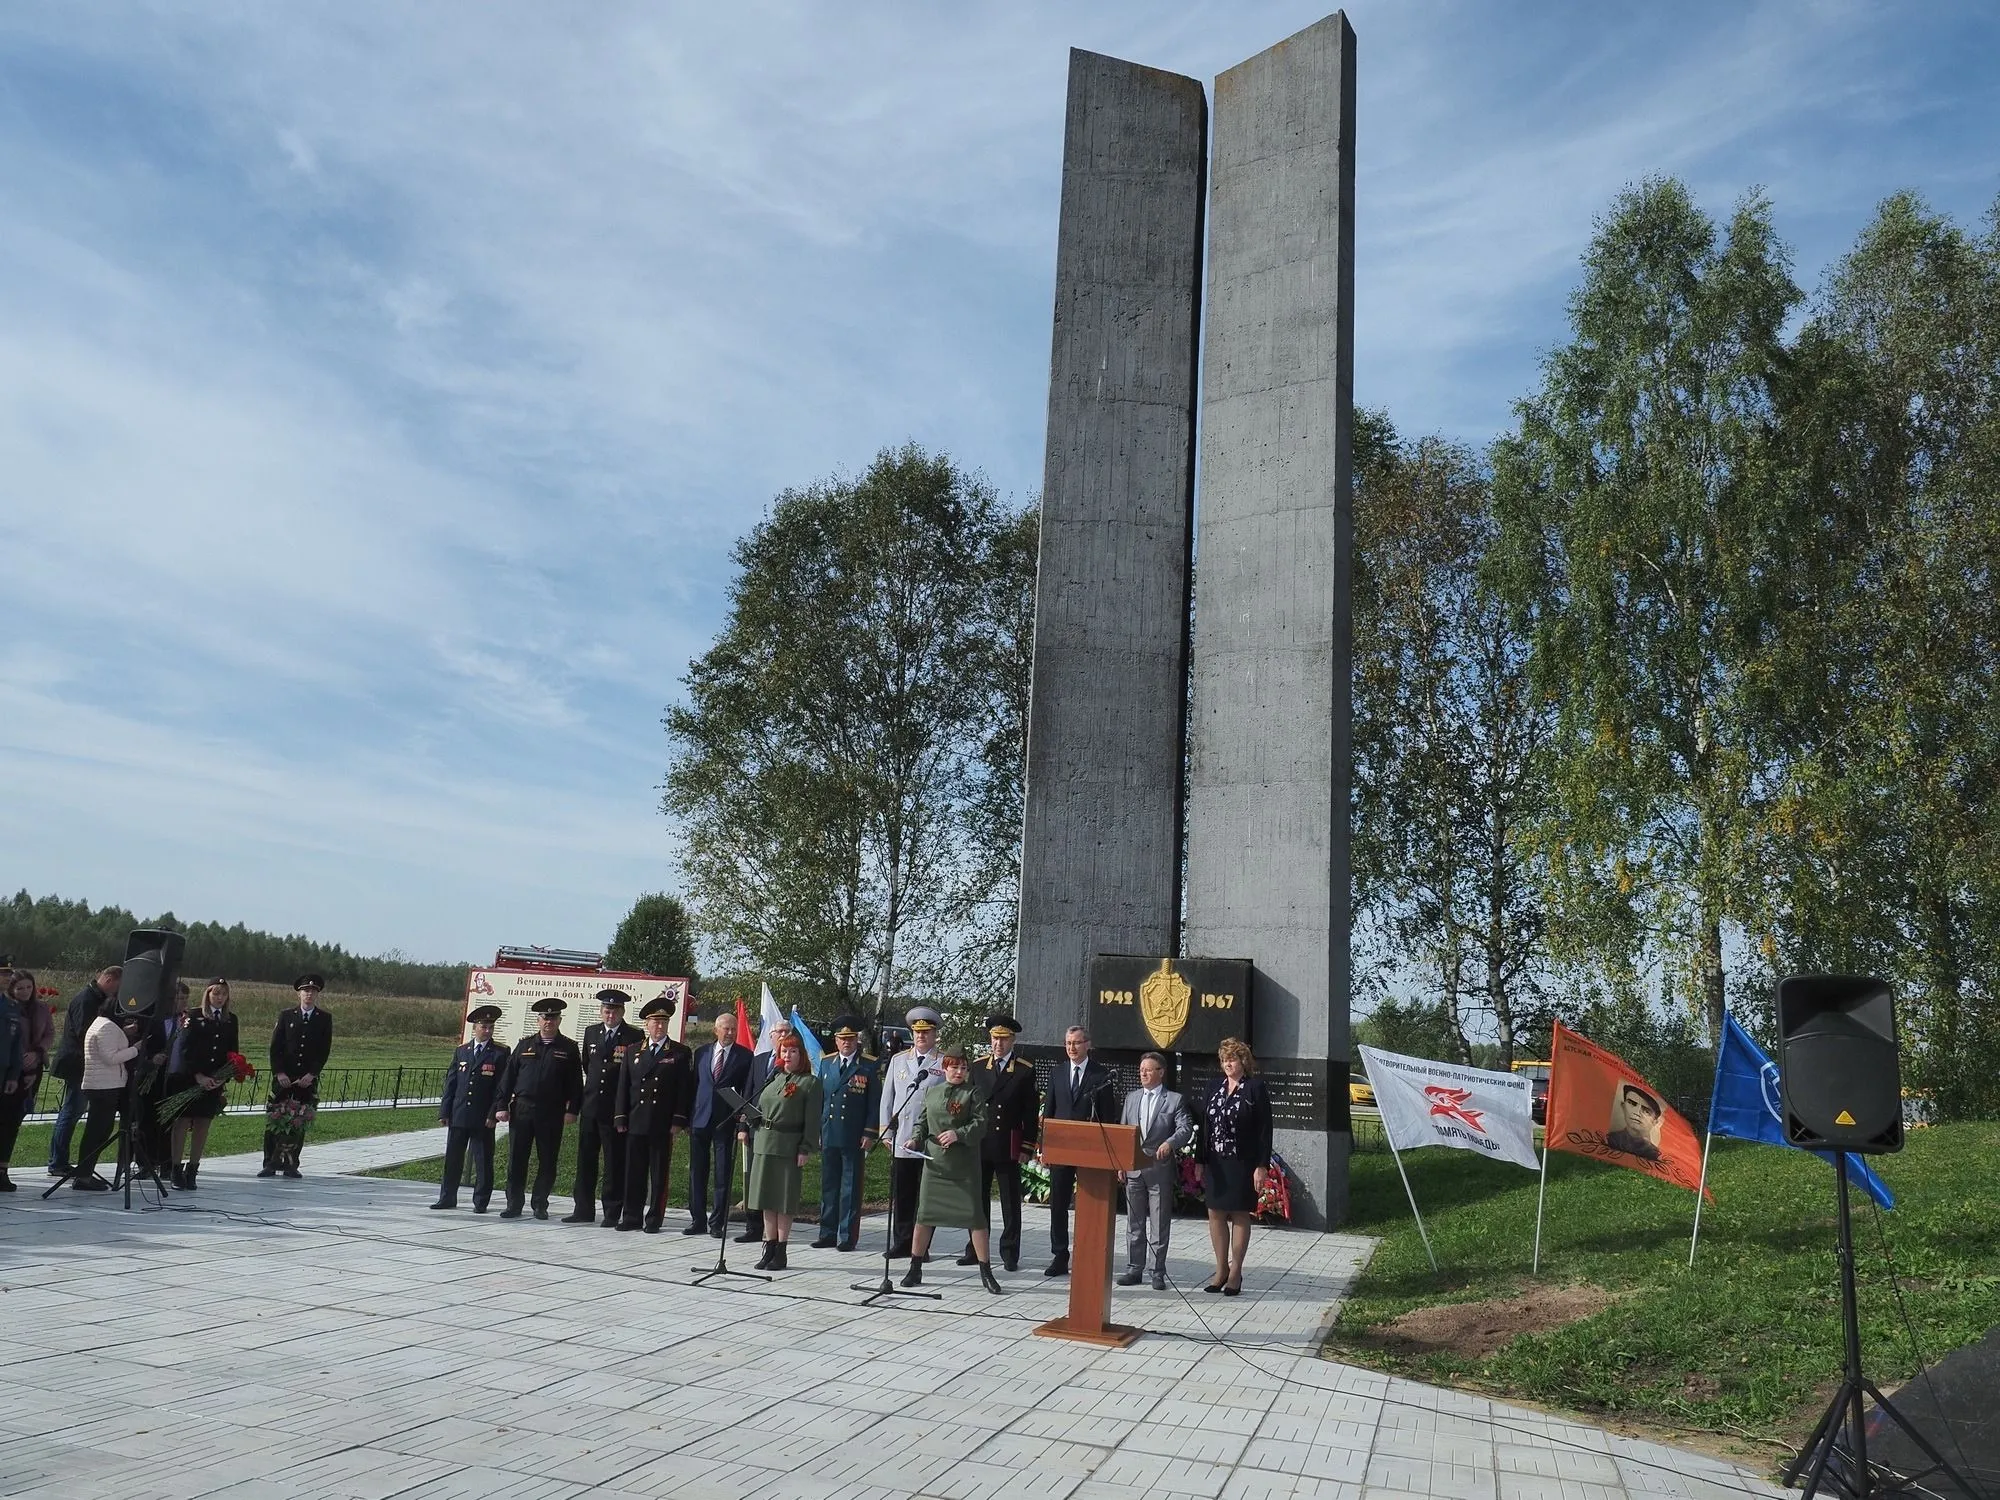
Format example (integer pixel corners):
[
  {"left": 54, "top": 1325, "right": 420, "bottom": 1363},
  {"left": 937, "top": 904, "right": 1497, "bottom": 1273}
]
[
  {"left": 466, "top": 1004, "right": 502, "bottom": 1025},
  {"left": 595, "top": 988, "right": 632, "bottom": 1007},
  {"left": 985, "top": 1013, "right": 1021, "bottom": 1037},
  {"left": 530, "top": 996, "right": 567, "bottom": 1016},
  {"left": 640, "top": 994, "right": 677, "bottom": 1019},
  {"left": 938, "top": 1042, "right": 970, "bottom": 1063},
  {"left": 293, "top": 973, "right": 325, "bottom": 992},
  {"left": 831, "top": 1013, "right": 864, "bottom": 1040},
  {"left": 905, "top": 1005, "right": 941, "bottom": 1032}
]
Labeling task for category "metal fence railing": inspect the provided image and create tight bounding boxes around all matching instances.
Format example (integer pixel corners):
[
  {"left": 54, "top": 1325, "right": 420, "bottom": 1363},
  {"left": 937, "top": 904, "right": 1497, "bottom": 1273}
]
[{"left": 25, "top": 1066, "right": 450, "bottom": 1122}]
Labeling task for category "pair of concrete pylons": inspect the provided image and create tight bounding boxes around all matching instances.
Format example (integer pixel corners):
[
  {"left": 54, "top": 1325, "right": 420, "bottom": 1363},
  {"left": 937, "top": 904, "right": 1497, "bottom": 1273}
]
[{"left": 1012, "top": 14, "right": 1357, "bottom": 1228}]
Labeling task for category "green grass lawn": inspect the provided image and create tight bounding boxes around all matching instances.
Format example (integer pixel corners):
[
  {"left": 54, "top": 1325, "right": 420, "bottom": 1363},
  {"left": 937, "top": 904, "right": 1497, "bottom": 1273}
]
[
  {"left": 8, "top": 1103, "right": 448, "bottom": 1171},
  {"left": 1327, "top": 1122, "right": 2000, "bottom": 1457},
  {"left": 368, "top": 1133, "right": 897, "bottom": 1222}
]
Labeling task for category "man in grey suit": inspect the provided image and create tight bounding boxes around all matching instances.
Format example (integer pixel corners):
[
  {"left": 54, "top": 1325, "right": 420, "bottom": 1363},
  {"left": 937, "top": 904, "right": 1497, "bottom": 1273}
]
[{"left": 1117, "top": 1051, "right": 1193, "bottom": 1291}]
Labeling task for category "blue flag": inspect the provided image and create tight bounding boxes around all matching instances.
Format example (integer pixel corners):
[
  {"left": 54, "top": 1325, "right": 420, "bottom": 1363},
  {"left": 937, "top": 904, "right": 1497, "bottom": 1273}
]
[
  {"left": 1709, "top": 1012, "right": 1894, "bottom": 1209},
  {"left": 789, "top": 1006, "right": 824, "bottom": 1069}
]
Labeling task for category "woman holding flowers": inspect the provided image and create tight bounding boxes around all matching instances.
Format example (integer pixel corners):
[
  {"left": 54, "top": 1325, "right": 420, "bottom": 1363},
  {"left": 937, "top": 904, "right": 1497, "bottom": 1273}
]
[
  {"left": 169, "top": 979, "right": 244, "bottom": 1190},
  {"left": 901, "top": 1043, "right": 1002, "bottom": 1294},
  {"left": 745, "top": 1032, "right": 822, "bottom": 1270}
]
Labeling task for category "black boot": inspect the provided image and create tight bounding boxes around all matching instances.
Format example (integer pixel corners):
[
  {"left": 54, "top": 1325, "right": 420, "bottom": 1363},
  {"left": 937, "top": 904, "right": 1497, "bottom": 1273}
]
[
  {"left": 955, "top": 1245, "right": 978, "bottom": 1266},
  {"left": 755, "top": 1240, "right": 778, "bottom": 1269},
  {"left": 773, "top": 1241, "right": 788, "bottom": 1271},
  {"left": 979, "top": 1261, "right": 1004, "bottom": 1295},
  {"left": 183, "top": 1162, "right": 200, "bottom": 1191},
  {"left": 901, "top": 1254, "right": 926, "bottom": 1288},
  {"left": 169, "top": 1163, "right": 186, "bottom": 1190}
]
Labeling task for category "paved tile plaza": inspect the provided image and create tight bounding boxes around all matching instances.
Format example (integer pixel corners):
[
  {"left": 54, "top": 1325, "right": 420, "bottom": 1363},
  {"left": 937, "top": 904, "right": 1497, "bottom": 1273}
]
[{"left": 0, "top": 1135, "right": 1786, "bottom": 1500}]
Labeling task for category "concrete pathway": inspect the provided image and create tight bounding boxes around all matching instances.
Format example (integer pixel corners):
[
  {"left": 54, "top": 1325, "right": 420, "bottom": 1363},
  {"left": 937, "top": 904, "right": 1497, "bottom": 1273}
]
[{"left": 0, "top": 1138, "right": 1787, "bottom": 1500}]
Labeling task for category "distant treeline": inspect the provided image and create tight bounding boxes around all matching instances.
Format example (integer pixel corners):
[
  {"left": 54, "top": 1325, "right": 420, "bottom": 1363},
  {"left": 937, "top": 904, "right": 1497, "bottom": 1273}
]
[{"left": 0, "top": 890, "right": 470, "bottom": 998}]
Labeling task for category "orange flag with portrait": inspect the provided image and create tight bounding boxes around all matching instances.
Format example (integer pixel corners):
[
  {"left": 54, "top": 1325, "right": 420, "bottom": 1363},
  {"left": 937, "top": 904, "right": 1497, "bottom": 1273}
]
[{"left": 1545, "top": 1022, "right": 1711, "bottom": 1199}]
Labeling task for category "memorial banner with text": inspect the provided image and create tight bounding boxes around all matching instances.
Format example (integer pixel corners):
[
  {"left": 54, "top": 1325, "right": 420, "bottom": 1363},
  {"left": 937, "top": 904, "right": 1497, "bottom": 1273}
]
[
  {"left": 1546, "top": 1022, "right": 1710, "bottom": 1199},
  {"left": 1358, "top": 1045, "right": 1539, "bottom": 1170}
]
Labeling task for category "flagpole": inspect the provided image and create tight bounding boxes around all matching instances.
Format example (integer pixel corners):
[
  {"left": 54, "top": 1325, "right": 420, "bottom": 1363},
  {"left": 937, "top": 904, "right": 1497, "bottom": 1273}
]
[
  {"left": 1531, "top": 1134, "right": 1550, "bottom": 1275},
  {"left": 1384, "top": 1134, "right": 1439, "bottom": 1273},
  {"left": 1688, "top": 1129, "right": 1715, "bottom": 1269}
]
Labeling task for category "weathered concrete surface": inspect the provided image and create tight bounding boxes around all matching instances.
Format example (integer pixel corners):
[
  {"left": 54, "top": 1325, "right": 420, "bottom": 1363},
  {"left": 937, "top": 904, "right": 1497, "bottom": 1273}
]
[
  {"left": 1184, "top": 13, "right": 1357, "bottom": 1230},
  {"left": 1013, "top": 50, "right": 1207, "bottom": 1043}
]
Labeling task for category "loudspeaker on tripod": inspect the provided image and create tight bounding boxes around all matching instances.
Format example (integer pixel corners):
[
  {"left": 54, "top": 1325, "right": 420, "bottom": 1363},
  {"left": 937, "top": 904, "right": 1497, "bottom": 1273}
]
[
  {"left": 1777, "top": 974, "right": 1904, "bottom": 1156},
  {"left": 114, "top": 929, "right": 187, "bottom": 1020}
]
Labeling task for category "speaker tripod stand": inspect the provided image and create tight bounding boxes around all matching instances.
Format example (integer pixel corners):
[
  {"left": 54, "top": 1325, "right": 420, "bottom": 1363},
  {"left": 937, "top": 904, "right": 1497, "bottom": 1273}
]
[
  {"left": 41, "top": 1066, "right": 169, "bottom": 1211},
  {"left": 1785, "top": 1154, "right": 1978, "bottom": 1500}
]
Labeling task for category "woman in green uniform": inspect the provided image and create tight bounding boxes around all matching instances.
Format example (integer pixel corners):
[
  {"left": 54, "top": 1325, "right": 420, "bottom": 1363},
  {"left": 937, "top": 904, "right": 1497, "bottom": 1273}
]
[
  {"left": 747, "top": 1032, "right": 822, "bottom": 1269},
  {"left": 901, "top": 1043, "right": 1003, "bottom": 1294}
]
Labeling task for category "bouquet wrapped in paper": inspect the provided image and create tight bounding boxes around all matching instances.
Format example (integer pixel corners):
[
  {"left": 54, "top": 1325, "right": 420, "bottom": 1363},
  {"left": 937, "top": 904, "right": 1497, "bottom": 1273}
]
[{"left": 265, "top": 1091, "right": 317, "bottom": 1140}]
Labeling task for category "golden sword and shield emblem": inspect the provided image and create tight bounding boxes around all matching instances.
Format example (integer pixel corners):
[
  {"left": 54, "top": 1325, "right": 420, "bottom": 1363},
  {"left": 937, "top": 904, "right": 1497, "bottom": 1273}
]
[{"left": 1139, "top": 957, "right": 1192, "bottom": 1050}]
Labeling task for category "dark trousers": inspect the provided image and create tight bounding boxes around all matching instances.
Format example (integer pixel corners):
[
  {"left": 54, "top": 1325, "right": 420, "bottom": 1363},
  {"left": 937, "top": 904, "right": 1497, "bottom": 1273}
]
[
  {"left": 505, "top": 1115, "right": 564, "bottom": 1211},
  {"left": 1048, "top": 1164, "right": 1078, "bottom": 1259},
  {"left": 262, "top": 1081, "right": 319, "bottom": 1172},
  {"left": 0, "top": 1079, "right": 38, "bottom": 1162},
  {"left": 75, "top": 1089, "right": 124, "bottom": 1177},
  {"left": 890, "top": 1155, "right": 923, "bottom": 1250},
  {"left": 819, "top": 1145, "right": 865, "bottom": 1245},
  {"left": 572, "top": 1113, "right": 625, "bottom": 1220},
  {"left": 47, "top": 1078, "right": 85, "bottom": 1168},
  {"left": 981, "top": 1157, "right": 1024, "bottom": 1266},
  {"left": 621, "top": 1130, "right": 675, "bottom": 1228},
  {"left": 687, "top": 1127, "right": 736, "bottom": 1229},
  {"left": 440, "top": 1125, "right": 495, "bottom": 1208}
]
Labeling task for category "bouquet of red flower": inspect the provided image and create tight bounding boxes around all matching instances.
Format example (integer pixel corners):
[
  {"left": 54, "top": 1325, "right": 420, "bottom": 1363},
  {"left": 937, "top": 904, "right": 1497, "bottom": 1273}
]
[
  {"left": 155, "top": 1052, "right": 257, "bottom": 1125},
  {"left": 1255, "top": 1152, "right": 1293, "bottom": 1224},
  {"left": 265, "top": 1093, "right": 317, "bottom": 1140}
]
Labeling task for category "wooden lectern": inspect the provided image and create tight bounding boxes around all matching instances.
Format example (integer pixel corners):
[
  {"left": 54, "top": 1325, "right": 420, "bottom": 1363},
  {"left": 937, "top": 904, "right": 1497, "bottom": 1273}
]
[{"left": 1034, "top": 1119, "right": 1149, "bottom": 1348}]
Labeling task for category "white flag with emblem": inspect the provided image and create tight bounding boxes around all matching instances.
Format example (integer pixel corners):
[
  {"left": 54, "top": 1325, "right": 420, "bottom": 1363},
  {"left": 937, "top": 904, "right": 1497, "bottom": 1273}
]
[{"left": 1358, "top": 1045, "right": 1540, "bottom": 1171}]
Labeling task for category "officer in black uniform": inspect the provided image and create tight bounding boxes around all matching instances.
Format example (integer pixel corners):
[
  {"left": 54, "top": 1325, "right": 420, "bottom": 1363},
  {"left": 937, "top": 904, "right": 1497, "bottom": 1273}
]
[
  {"left": 494, "top": 996, "right": 582, "bottom": 1220},
  {"left": 432, "top": 1004, "right": 507, "bottom": 1213},
  {"left": 565, "top": 988, "right": 643, "bottom": 1226},
  {"left": 956, "top": 1012, "right": 1039, "bottom": 1273},
  {"left": 615, "top": 994, "right": 693, "bottom": 1232}
]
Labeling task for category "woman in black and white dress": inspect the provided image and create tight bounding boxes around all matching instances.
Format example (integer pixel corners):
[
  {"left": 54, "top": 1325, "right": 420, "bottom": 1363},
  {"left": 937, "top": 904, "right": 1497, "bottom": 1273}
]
[
  {"left": 1196, "top": 1037, "right": 1272, "bottom": 1296},
  {"left": 171, "top": 979, "right": 240, "bottom": 1189}
]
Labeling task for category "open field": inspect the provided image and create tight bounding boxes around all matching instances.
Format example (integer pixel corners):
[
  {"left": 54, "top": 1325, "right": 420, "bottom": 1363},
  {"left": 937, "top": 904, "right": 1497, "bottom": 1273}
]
[{"left": 1326, "top": 1121, "right": 2000, "bottom": 1462}]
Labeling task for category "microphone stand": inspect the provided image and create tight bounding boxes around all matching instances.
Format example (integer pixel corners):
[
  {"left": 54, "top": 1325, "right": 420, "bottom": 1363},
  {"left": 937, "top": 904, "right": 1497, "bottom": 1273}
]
[
  {"left": 690, "top": 1084, "right": 771, "bottom": 1286},
  {"left": 852, "top": 1131, "right": 941, "bottom": 1305}
]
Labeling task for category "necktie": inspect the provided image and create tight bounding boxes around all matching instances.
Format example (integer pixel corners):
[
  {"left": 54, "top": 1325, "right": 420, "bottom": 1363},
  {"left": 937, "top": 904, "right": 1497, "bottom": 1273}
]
[
  {"left": 713, "top": 1046, "right": 724, "bottom": 1079},
  {"left": 1072, "top": 1065, "right": 1082, "bottom": 1098},
  {"left": 1142, "top": 1089, "right": 1155, "bottom": 1136}
]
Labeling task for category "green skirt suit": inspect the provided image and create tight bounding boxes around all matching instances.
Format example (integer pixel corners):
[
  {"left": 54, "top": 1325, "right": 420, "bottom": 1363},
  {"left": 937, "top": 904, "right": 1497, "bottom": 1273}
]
[
  {"left": 912, "top": 1081, "right": 989, "bottom": 1230},
  {"left": 747, "top": 1069, "right": 825, "bottom": 1214}
]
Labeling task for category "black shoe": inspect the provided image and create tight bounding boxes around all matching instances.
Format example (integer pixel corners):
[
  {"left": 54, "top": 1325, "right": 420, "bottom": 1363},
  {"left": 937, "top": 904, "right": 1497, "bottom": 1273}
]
[
  {"left": 1003, "top": 1255, "right": 1018, "bottom": 1272},
  {"left": 900, "top": 1255, "right": 926, "bottom": 1288},
  {"left": 560, "top": 1210, "right": 593, "bottom": 1224},
  {"left": 600, "top": 1218, "right": 621, "bottom": 1229},
  {"left": 1224, "top": 1281, "right": 1242, "bottom": 1297},
  {"left": 1044, "top": 1258, "right": 1070, "bottom": 1277},
  {"left": 1152, "top": 1274, "right": 1168, "bottom": 1291},
  {"left": 532, "top": 1206, "right": 548, "bottom": 1220},
  {"left": 256, "top": 1166, "right": 277, "bottom": 1178},
  {"left": 955, "top": 1247, "right": 978, "bottom": 1267},
  {"left": 681, "top": 1222, "right": 708, "bottom": 1236},
  {"left": 72, "top": 1174, "right": 110, "bottom": 1192},
  {"left": 811, "top": 1235, "right": 838, "bottom": 1250},
  {"left": 48, "top": 1163, "right": 73, "bottom": 1179},
  {"left": 183, "top": 1163, "right": 200, "bottom": 1191},
  {"left": 616, "top": 1221, "right": 639, "bottom": 1232},
  {"left": 755, "top": 1240, "right": 778, "bottom": 1269},
  {"left": 642, "top": 1223, "right": 662, "bottom": 1234},
  {"left": 169, "top": 1164, "right": 186, "bottom": 1190},
  {"left": 837, "top": 1239, "right": 857, "bottom": 1252},
  {"left": 774, "top": 1242, "right": 788, "bottom": 1270},
  {"left": 499, "top": 1206, "right": 523, "bottom": 1219},
  {"left": 281, "top": 1168, "right": 302, "bottom": 1180},
  {"left": 1116, "top": 1268, "right": 1144, "bottom": 1286},
  {"left": 472, "top": 1203, "right": 489, "bottom": 1215},
  {"left": 734, "top": 1227, "right": 760, "bottom": 1243},
  {"left": 888, "top": 1243, "right": 912, "bottom": 1261},
  {"left": 0, "top": 1171, "right": 15, "bottom": 1194},
  {"left": 429, "top": 1200, "right": 457, "bottom": 1211},
  {"left": 979, "top": 1262, "right": 1004, "bottom": 1295},
  {"left": 1204, "top": 1275, "right": 1226, "bottom": 1293}
]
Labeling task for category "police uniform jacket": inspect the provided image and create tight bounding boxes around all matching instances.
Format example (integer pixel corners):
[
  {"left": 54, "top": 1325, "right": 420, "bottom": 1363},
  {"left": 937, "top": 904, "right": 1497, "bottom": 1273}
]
[
  {"left": 184, "top": 1009, "right": 239, "bottom": 1079},
  {"left": 614, "top": 1037, "right": 693, "bottom": 1136},
  {"left": 441, "top": 1036, "right": 509, "bottom": 1129},
  {"left": 497, "top": 1030, "right": 582, "bottom": 1122},
  {"left": 879, "top": 1044, "right": 944, "bottom": 1160},
  {"left": 975, "top": 1051, "right": 1039, "bottom": 1163},
  {"left": 581, "top": 1020, "right": 643, "bottom": 1121},
  {"left": 815, "top": 1049, "right": 881, "bottom": 1151},
  {"left": 270, "top": 1006, "right": 334, "bottom": 1081}
]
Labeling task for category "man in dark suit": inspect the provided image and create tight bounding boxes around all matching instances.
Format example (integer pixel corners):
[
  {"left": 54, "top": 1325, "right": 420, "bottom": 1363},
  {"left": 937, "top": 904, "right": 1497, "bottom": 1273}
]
[
  {"left": 684, "top": 1010, "right": 754, "bottom": 1237},
  {"left": 1038, "top": 1024, "right": 1115, "bottom": 1276},
  {"left": 565, "top": 989, "right": 644, "bottom": 1225},
  {"left": 433, "top": 1004, "right": 507, "bottom": 1212},
  {"left": 615, "top": 995, "right": 693, "bottom": 1232},
  {"left": 734, "top": 1020, "right": 792, "bottom": 1243},
  {"left": 494, "top": 997, "right": 582, "bottom": 1219},
  {"left": 955, "top": 1013, "right": 1038, "bottom": 1273},
  {"left": 261, "top": 973, "right": 334, "bottom": 1180}
]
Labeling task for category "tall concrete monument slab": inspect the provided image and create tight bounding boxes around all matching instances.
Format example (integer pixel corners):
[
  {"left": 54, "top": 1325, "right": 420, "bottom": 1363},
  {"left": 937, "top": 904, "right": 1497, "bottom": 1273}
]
[
  {"left": 1183, "top": 13, "right": 1358, "bottom": 1230},
  {"left": 1013, "top": 51, "right": 1208, "bottom": 1044}
]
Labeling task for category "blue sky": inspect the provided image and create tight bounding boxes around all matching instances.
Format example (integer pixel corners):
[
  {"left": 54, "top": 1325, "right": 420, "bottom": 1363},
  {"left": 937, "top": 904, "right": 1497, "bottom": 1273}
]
[{"left": 2, "top": 2, "right": 1995, "bottom": 965}]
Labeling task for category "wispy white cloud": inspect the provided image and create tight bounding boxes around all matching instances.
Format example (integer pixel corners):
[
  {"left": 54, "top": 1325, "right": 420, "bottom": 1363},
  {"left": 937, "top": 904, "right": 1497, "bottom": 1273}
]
[{"left": 1, "top": 0, "right": 1993, "bottom": 959}]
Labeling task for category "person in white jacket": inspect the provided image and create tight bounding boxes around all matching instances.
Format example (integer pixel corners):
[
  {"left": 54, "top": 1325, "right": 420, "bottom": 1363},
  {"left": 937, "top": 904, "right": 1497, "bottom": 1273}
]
[{"left": 73, "top": 1005, "right": 141, "bottom": 1190}]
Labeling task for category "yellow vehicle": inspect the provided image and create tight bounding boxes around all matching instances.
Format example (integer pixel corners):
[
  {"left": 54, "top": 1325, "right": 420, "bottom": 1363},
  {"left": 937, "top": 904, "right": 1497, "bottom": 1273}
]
[
  {"left": 1348, "top": 1072, "right": 1374, "bottom": 1107},
  {"left": 1512, "top": 1060, "right": 1552, "bottom": 1124}
]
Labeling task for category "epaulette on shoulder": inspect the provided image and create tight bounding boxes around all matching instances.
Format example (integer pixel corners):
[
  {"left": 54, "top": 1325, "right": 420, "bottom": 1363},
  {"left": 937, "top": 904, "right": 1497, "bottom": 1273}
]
[{"left": 863, "top": 1051, "right": 879, "bottom": 1062}]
